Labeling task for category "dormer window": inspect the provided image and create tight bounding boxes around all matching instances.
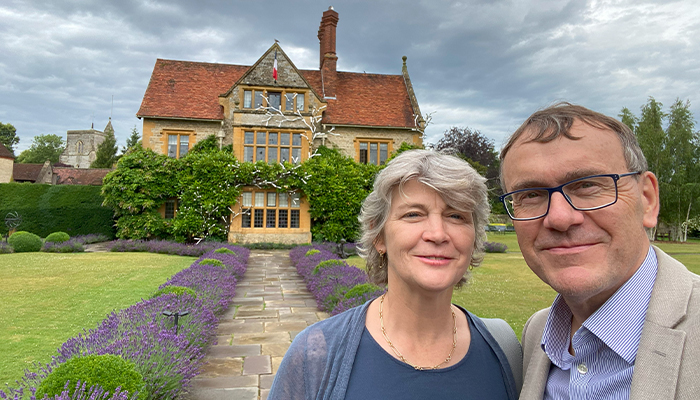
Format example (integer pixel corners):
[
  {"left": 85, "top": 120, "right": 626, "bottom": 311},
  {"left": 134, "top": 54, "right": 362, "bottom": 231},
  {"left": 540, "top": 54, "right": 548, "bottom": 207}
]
[
  {"left": 268, "top": 92, "right": 281, "bottom": 110},
  {"left": 242, "top": 88, "right": 306, "bottom": 112}
]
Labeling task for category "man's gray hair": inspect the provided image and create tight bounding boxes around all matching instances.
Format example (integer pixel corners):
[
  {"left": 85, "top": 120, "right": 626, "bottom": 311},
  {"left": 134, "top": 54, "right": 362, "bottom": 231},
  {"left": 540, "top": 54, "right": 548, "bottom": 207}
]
[
  {"left": 499, "top": 102, "right": 648, "bottom": 190},
  {"left": 358, "top": 149, "right": 490, "bottom": 287}
]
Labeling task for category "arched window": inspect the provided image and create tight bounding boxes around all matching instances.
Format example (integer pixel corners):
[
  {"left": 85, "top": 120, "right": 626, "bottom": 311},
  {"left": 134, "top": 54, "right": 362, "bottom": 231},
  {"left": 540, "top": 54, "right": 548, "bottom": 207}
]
[{"left": 77, "top": 141, "right": 84, "bottom": 154}]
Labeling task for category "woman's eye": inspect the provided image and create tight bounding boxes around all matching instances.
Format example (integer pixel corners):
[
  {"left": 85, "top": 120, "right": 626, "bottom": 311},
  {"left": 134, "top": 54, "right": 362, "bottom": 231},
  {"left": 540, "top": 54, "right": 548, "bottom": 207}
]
[{"left": 403, "top": 212, "right": 421, "bottom": 218}]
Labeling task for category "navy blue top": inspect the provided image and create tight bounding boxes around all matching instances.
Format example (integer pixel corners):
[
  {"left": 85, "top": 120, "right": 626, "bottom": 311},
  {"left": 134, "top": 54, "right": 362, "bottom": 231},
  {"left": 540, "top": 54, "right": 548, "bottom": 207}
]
[{"left": 345, "top": 311, "right": 510, "bottom": 400}]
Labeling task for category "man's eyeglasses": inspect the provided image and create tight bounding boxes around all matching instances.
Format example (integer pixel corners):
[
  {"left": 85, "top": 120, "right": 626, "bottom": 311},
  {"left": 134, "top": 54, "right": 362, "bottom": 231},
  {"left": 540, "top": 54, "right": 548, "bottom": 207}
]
[{"left": 500, "top": 172, "right": 642, "bottom": 221}]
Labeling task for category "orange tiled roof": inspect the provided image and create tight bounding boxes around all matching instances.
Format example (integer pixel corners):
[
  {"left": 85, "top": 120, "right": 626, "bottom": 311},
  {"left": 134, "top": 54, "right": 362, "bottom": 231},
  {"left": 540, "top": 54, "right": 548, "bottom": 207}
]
[
  {"left": 137, "top": 59, "right": 417, "bottom": 129},
  {"left": 0, "top": 143, "right": 14, "bottom": 159},
  {"left": 13, "top": 164, "right": 43, "bottom": 182},
  {"left": 54, "top": 167, "right": 113, "bottom": 186}
]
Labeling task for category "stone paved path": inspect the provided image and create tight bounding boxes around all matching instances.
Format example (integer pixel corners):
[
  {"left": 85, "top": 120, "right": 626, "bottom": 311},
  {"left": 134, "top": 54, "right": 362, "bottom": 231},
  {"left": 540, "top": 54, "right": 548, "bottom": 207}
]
[{"left": 185, "top": 249, "right": 328, "bottom": 400}]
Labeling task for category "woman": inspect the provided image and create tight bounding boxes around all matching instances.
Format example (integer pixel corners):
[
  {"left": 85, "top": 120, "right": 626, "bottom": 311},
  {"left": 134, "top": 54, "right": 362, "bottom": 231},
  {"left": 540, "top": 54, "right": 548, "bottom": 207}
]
[{"left": 269, "top": 150, "right": 519, "bottom": 400}]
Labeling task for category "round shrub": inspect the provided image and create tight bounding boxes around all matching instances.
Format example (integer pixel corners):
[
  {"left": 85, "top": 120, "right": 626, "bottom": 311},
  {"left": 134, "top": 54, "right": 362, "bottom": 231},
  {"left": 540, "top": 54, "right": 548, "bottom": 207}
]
[
  {"left": 45, "top": 231, "right": 70, "bottom": 243},
  {"left": 305, "top": 249, "right": 320, "bottom": 257},
  {"left": 35, "top": 354, "right": 146, "bottom": 400},
  {"left": 151, "top": 285, "right": 197, "bottom": 300},
  {"left": 199, "top": 258, "right": 224, "bottom": 268},
  {"left": 345, "top": 283, "right": 384, "bottom": 299},
  {"left": 312, "top": 259, "right": 345, "bottom": 275},
  {"left": 484, "top": 242, "right": 508, "bottom": 253},
  {"left": 214, "top": 247, "right": 235, "bottom": 254},
  {"left": 8, "top": 231, "right": 43, "bottom": 253}
]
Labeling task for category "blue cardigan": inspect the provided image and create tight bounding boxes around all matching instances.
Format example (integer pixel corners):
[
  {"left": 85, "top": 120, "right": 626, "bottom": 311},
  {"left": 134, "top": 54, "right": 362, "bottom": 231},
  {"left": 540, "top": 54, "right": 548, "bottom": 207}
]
[{"left": 268, "top": 301, "right": 519, "bottom": 400}]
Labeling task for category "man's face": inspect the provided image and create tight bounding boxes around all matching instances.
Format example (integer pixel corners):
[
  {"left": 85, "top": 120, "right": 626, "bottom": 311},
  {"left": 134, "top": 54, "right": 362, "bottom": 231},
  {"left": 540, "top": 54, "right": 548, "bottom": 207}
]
[{"left": 501, "top": 121, "right": 659, "bottom": 309}]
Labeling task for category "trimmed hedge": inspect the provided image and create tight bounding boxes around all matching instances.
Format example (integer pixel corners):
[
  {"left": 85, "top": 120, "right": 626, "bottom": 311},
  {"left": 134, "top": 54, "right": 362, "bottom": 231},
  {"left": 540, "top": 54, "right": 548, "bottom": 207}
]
[
  {"left": 45, "top": 232, "right": 70, "bottom": 243},
  {"left": 0, "top": 183, "right": 115, "bottom": 238},
  {"left": 8, "top": 231, "right": 42, "bottom": 252}
]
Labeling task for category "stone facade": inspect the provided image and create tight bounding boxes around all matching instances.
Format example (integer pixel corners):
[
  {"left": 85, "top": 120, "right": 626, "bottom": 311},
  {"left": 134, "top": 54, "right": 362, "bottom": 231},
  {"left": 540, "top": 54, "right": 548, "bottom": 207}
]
[
  {"left": 60, "top": 128, "right": 107, "bottom": 168},
  {"left": 0, "top": 156, "right": 12, "bottom": 183},
  {"left": 142, "top": 119, "right": 225, "bottom": 154}
]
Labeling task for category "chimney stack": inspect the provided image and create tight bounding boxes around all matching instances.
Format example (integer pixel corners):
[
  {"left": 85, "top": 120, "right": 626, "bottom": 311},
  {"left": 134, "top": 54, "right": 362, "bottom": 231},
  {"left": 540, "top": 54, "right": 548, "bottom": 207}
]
[{"left": 318, "top": 6, "right": 339, "bottom": 98}]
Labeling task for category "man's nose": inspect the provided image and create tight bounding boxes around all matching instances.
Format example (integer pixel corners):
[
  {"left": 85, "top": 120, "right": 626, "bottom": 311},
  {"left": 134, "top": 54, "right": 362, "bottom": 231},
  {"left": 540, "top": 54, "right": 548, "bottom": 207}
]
[{"left": 542, "top": 192, "right": 584, "bottom": 231}]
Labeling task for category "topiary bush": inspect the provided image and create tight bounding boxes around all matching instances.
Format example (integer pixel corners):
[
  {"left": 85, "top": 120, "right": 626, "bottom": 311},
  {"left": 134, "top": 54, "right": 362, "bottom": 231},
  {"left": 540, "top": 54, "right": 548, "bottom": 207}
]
[
  {"left": 345, "top": 283, "right": 384, "bottom": 299},
  {"left": 214, "top": 247, "right": 235, "bottom": 254},
  {"left": 8, "top": 231, "right": 43, "bottom": 252},
  {"left": 45, "top": 231, "right": 70, "bottom": 243},
  {"left": 312, "top": 259, "right": 346, "bottom": 275},
  {"left": 305, "top": 249, "right": 320, "bottom": 257},
  {"left": 150, "top": 285, "right": 197, "bottom": 300},
  {"left": 35, "top": 354, "right": 146, "bottom": 400},
  {"left": 198, "top": 258, "right": 224, "bottom": 268},
  {"left": 484, "top": 241, "right": 508, "bottom": 253}
]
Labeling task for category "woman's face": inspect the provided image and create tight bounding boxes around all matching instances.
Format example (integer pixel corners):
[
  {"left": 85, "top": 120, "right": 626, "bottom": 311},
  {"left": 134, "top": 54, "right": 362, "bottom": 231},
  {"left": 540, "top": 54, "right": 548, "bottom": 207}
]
[{"left": 375, "top": 179, "right": 476, "bottom": 295}]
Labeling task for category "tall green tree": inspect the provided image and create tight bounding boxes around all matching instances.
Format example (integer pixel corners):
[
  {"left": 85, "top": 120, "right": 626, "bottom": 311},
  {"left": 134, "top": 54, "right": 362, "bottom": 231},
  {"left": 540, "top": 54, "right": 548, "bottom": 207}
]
[
  {"left": 91, "top": 130, "right": 118, "bottom": 168},
  {"left": 122, "top": 126, "right": 141, "bottom": 153},
  {"left": 16, "top": 134, "right": 65, "bottom": 163},
  {"left": 0, "top": 122, "right": 19, "bottom": 155},
  {"left": 618, "top": 107, "right": 638, "bottom": 132},
  {"left": 635, "top": 97, "right": 666, "bottom": 176}
]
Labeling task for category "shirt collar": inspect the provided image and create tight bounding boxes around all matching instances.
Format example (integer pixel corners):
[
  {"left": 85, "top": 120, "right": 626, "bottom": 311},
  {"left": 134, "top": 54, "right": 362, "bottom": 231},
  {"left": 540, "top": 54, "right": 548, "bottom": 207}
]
[{"left": 540, "top": 246, "right": 658, "bottom": 366}]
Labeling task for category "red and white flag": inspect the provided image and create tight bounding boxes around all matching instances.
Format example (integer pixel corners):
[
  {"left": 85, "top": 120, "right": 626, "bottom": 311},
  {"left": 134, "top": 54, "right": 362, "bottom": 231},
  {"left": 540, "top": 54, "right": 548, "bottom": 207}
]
[{"left": 273, "top": 50, "right": 278, "bottom": 81}]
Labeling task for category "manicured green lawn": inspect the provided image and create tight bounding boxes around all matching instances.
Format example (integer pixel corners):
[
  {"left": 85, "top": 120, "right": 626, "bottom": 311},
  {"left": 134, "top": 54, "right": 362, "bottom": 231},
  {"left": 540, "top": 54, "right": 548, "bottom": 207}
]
[
  {"left": 347, "top": 233, "right": 700, "bottom": 339},
  {"left": 0, "top": 252, "right": 196, "bottom": 386}
]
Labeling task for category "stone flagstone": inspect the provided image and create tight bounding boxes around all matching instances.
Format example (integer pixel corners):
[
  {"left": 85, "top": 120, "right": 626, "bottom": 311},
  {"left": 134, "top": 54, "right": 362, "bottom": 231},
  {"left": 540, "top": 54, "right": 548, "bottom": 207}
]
[{"left": 184, "top": 249, "right": 328, "bottom": 400}]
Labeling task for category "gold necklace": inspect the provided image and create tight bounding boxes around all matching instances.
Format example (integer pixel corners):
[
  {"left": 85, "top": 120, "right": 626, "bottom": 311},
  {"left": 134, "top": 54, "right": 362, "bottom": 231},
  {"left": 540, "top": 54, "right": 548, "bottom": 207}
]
[{"left": 378, "top": 293, "right": 457, "bottom": 370}]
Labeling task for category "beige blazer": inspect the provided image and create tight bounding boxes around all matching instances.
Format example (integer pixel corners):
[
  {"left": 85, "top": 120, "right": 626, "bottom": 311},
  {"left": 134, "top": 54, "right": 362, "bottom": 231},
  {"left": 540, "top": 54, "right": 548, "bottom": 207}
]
[{"left": 520, "top": 246, "right": 700, "bottom": 400}]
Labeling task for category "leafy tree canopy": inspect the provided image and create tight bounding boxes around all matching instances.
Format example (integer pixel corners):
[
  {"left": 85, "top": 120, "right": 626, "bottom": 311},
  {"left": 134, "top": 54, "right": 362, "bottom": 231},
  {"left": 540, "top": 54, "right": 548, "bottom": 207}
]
[
  {"left": 122, "top": 126, "right": 141, "bottom": 153},
  {"left": 0, "top": 122, "right": 19, "bottom": 155},
  {"left": 16, "top": 134, "right": 65, "bottom": 164},
  {"left": 91, "top": 130, "right": 118, "bottom": 168}
]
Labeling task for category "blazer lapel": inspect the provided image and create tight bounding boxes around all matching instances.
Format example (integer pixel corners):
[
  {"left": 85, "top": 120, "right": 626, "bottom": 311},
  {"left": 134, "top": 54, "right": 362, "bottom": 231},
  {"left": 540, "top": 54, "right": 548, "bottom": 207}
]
[{"left": 630, "top": 247, "right": 692, "bottom": 399}]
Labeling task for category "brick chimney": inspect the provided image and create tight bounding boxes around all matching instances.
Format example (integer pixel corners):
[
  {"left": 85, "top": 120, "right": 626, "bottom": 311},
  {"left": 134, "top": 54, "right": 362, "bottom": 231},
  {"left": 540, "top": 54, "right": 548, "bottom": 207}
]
[{"left": 318, "top": 6, "right": 339, "bottom": 99}]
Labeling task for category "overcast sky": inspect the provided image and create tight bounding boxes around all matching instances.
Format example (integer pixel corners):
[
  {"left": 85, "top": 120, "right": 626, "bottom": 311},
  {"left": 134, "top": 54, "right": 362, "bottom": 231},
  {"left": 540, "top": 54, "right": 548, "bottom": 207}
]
[{"left": 2, "top": 0, "right": 699, "bottom": 154}]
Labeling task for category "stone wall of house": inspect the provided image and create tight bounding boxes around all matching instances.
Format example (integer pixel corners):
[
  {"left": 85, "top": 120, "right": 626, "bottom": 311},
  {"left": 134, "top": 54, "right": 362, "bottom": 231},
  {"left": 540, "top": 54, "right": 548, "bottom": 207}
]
[
  {"left": 228, "top": 231, "right": 312, "bottom": 245},
  {"left": 318, "top": 126, "right": 422, "bottom": 160},
  {"left": 0, "top": 157, "right": 12, "bottom": 183},
  {"left": 60, "top": 130, "right": 106, "bottom": 168},
  {"left": 142, "top": 119, "right": 224, "bottom": 155}
]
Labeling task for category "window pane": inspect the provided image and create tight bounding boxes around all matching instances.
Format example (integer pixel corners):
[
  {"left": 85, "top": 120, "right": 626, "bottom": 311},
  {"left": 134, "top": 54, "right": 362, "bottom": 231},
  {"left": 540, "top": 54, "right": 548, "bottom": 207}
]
[
  {"left": 292, "top": 148, "right": 301, "bottom": 164},
  {"left": 268, "top": 147, "right": 277, "bottom": 164},
  {"left": 242, "top": 209, "right": 251, "bottom": 228},
  {"left": 292, "top": 133, "right": 301, "bottom": 146},
  {"left": 244, "top": 90, "right": 252, "bottom": 108},
  {"left": 280, "top": 148, "right": 290, "bottom": 163},
  {"left": 255, "top": 192, "right": 265, "bottom": 207},
  {"left": 254, "top": 91, "right": 263, "bottom": 108},
  {"left": 380, "top": 143, "right": 388, "bottom": 165},
  {"left": 168, "top": 135, "right": 177, "bottom": 158},
  {"left": 266, "top": 209, "right": 276, "bottom": 227},
  {"left": 285, "top": 94, "right": 294, "bottom": 111},
  {"left": 291, "top": 192, "right": 300, "bottom": 208},
  {"left": 280, "top": 133, "right": 290, "bottom": 145},
  {"left": 290, "top": 210, "right": 300, "bottom": 228},
  {"left": 359, "top": 142, "right": 368, "bottom": 164},
  {"left": 278, "top": 209, "right": 288, "bottom": 228},
  {"left": 269, "top": 92, "right": 281, "bottom": 110},
  {"left": 268, "top": 132, "right": 278, "bottom": 145},
  {"left": 296, "top": 94, "right": 304, "bottom": 111},
  {"left": 256, "top": 147, "right": 266, "bottom": 162},
  {"left": 279, "top": 192, "right": 288, "bottom": 207},
  {"left": 254, "top": 209, "right": 264, "bottom": 228},
  {"left": 179, "top": 135, "right": 189, "bottom": 157},
  {"left": 257, "top": 131, "right": 266, "bottom": 144},
  {"left": 267, "top": 192, "right": 276, "bottom": 207},
  {"left": 244, "top": 146, "right": 253, "bottom": 162},
  {"left": 165, "top": 200, "right": 175, "bottom": 219},
  {"left": 244, "top": 131, "right": 254, "bottom": 144},
  {"left": 242, "top": 192, "right": 252, "bottom": 207},
  {"left": 370, "top": 143, "right": 378, "bottom": 165}
]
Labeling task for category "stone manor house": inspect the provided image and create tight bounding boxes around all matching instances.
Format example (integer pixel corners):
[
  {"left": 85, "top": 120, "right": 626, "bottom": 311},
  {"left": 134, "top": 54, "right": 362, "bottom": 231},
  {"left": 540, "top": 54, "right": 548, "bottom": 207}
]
[{"left": 137, "top": 7, "right": 424, "bottom": 244}]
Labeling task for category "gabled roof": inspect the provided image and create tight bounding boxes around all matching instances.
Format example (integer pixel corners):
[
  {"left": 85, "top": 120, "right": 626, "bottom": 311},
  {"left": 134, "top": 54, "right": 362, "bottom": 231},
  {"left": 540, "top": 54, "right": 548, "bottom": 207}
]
[
  {"left": 13, "top": 164, "right": 43, "bottom": 182},
  {"left": 0, "top": 142, "right": 14, "bottom": 159},
  {"left": 137, "top": 59, "right": 418, "bottom": 129},
  {"left": 54, "top": 167, "right": 113, "bottom": 186}
]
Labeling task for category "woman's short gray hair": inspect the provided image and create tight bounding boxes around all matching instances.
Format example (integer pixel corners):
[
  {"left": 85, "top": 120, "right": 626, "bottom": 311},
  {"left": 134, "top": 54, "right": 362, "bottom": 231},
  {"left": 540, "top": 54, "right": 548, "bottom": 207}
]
[{"left": 358, "top": 149, "right": 490, "bottom": 287}]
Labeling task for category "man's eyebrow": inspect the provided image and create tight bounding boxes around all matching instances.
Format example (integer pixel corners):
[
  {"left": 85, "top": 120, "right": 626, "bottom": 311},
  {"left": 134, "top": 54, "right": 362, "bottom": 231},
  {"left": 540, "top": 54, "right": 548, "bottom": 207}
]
[{"left": 509, "top": 169, "right": 608, "bottom": 191}]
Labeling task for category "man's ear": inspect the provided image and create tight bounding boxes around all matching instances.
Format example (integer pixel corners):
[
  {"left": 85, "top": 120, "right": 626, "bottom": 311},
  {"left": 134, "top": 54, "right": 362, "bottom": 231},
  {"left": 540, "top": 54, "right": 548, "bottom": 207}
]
[{"left": 640, "top": 171, "right": 660, "bottom": 229}]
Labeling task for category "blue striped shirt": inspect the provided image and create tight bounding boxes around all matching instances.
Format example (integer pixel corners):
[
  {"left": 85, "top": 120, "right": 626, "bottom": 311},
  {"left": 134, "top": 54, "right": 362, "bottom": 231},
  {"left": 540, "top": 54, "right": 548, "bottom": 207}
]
[{"left": 540, "top": 246, "right": 658, "bottom": 400}]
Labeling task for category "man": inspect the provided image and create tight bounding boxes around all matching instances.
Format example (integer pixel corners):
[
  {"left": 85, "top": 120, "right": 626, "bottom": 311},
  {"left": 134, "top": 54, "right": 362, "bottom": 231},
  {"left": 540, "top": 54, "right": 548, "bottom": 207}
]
[{"left": 499, "top": 102, "right": 700, "bottom": 399}]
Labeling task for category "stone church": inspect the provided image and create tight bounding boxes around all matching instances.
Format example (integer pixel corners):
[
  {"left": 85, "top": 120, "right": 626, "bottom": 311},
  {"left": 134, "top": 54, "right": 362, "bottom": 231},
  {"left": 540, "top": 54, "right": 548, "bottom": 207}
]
[
  {"left": 137, "top": 7, "right": 424, "bottom": 244},
  {"left": 59, "top": 119, "right": 113, "bottom": 169}
]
